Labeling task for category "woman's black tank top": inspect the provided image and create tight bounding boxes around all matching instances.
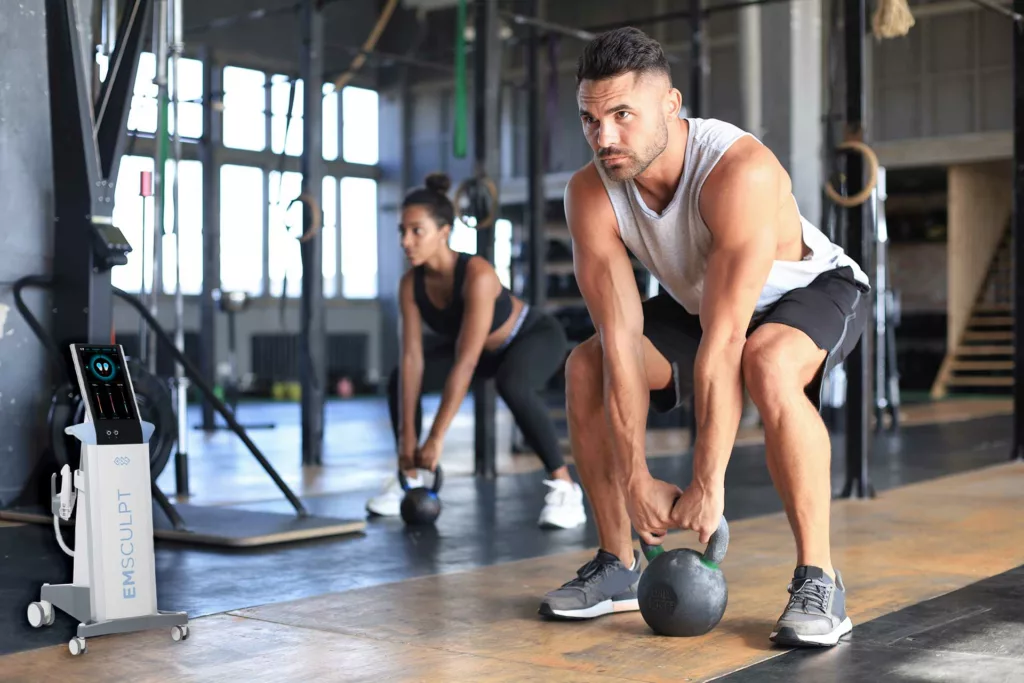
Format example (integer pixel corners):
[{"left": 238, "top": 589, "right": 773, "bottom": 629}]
[{"left": 414, "top": 252, "right": 513, "bottom": 338}]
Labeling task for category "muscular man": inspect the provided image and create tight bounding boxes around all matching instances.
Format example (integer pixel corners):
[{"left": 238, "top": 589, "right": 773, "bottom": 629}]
[{"left": 538, "top": 28, "right": 869, "bottom": 647}]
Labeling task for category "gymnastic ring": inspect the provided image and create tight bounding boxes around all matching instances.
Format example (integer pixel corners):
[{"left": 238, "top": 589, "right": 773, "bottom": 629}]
[
  {"left": 286, "top": 192, "right": 324, "bottom": 243},
  {"left": 824, "top": 140, "right": 880, "bottom": 208},
  {"left": 453, "top": 175, "right": 500, "bottom": 230}
]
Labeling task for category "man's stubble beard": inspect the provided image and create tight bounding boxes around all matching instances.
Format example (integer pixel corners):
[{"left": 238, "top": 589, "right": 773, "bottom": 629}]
[{"left": 601, "top": 118, "right": 669, "bottom": 182}]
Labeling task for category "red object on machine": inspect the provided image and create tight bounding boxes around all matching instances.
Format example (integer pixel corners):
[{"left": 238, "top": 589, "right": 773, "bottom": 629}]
[{"left": 140, "top": 170, "right": 153, "bottom": 197}]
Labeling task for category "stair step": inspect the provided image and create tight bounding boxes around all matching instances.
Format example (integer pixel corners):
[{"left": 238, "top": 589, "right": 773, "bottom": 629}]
[
  {"left": 947, "top": 376, "right": 1014, "bottom": 387},
  {"left": 963, "top": 330, "right": 1013, "bottom": 342},
  {"left": 975, "top": 304, "right": 1011, "bottom": 313},
  {"left": 957, "top": 345, "right": 1013, "bottom": 356},
  {"left": 951, "top": 360, "right": 1014, "bottom": 371},
  {"left": 969, "top": 316, "right": 1013, "bottom": 327}
]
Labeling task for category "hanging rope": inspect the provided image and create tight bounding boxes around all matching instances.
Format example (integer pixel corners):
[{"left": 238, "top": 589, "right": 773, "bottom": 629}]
[{"left": 331, "top": 0, "right": 399, "bottom": 92}]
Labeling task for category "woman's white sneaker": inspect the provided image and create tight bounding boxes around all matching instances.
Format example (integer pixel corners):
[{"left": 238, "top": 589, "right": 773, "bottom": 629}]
[
  {"left": 366, "top": 472, "right": 422, "bottom": 516},
  {"left": 538, "top": 479, "right": 587, "bottom": 529}
]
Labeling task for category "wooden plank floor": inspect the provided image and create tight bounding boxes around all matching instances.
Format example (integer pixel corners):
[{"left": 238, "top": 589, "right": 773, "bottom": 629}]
[{"left": 4, "top": 461, "right": 1022, "bottom": 683}]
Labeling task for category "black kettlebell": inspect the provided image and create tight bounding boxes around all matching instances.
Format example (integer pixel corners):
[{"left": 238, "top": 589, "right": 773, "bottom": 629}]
[
  {"left": 638, "top": 516, "right": 730, "bottom": 637},
  {"left": 398, "top": 465, "right": 444, "bottom": 525}
]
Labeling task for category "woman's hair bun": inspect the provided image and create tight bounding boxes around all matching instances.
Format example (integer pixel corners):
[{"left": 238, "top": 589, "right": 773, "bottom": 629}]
[{"left": 424, "top": 172, "right": 452, "bottom": 195}]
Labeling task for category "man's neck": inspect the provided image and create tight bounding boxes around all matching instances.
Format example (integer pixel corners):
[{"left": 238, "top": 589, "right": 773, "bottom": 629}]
[{"left": 634, "top": 118, "right": 689, "bottom": 210}]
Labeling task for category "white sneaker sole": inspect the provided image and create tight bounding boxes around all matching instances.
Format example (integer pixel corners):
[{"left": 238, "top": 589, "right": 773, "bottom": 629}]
[
  {"left": 365, "top": 500, "right": 401, "bottom": 517},
  {"left": 544, "top": 598, "right": 639, "bottom": 620},
  {"left": 770, "top": 616, "right": 853, "bottom": 647},
  {"left": 538, "top": 510, "right": 587, "bottom": 529}
]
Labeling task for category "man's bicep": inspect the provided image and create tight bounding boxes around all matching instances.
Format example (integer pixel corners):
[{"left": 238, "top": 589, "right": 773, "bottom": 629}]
[{"left": 698, "top": 158, "right": 780, "bottom": 338}]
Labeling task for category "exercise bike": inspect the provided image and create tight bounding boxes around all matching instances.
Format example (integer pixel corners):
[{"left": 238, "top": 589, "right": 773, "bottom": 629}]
[{"left": 26, "top": 343, "right": 189, "bottom": 656}]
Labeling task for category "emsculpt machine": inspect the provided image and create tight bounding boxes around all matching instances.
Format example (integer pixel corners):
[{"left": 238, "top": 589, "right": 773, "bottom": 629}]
[{"left": 27, "top": 344, "right": 189, "bottom": 656}]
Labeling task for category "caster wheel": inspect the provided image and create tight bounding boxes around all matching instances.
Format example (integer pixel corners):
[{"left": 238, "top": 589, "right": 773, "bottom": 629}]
[
  {"left": 171, "top": 624, "right": 190, "bottom": 642},
  {"left": 27, "top": 601, "right": 54, "bottom": 628},
  {"left": 68, "top": 637, "right": 87, "bottom": 656}
]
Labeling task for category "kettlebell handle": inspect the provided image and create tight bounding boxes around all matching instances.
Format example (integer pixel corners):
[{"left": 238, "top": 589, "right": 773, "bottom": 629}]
[
  {"left": 397, "top": 464, "right": 444, "bottom": 493},
  {"left": 639, "top": 516, "right": 729, "bottom": 567}
]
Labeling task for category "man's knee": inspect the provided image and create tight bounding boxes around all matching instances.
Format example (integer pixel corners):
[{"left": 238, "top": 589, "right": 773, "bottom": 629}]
[
  {"left": 742, "top": 329, "right": 822, "bottom": 410},
  {"left": 565, "top": 335, "right": 603, "bottom": 411}
]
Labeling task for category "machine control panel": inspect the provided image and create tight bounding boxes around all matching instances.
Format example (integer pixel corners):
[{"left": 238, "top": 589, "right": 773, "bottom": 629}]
[{"left": 71, "top": 345, "right": 143, "bottom": 445}]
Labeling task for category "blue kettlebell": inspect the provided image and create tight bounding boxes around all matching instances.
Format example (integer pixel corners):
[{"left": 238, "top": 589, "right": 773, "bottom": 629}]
[
  {"left": 638, "top": 516, "right": 730, "bottom": 637},
  {"left": 398, "top": 465, "right": 444, "bottom": 526}
]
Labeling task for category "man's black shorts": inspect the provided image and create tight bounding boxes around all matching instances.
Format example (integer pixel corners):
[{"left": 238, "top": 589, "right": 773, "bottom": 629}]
[{"left": 643, "top": 266, "right": 871, "bottom": 413}]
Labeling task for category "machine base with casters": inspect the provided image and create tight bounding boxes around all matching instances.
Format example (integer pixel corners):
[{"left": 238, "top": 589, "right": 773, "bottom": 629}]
[
  {"left": 29, "top": 591, "right": 189, "bottom": 656},
  {"left": 25, "top": 344, "right": 190, "bottom": 656}
]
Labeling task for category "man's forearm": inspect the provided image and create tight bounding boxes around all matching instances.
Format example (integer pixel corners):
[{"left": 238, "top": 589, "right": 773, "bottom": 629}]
[
  {"left": 427, "top": 361, "right": 476, "bottom": 442},
  {"left": 691, "top": 338, "right": 745, "bottom": 488},
  {"left": 602, "top": 336, "right": 651, "bottom": 486}
]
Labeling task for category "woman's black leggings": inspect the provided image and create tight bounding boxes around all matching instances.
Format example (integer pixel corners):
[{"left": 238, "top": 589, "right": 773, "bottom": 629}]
[{"left": 387, "top": 308, "right": 568, "bottom": 474}]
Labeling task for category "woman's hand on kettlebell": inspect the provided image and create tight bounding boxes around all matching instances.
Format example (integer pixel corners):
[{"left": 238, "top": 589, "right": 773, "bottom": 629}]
[
  {"left": 416, "top": 436, "right": 443, "bottom": 472},
  {"left": 626, "top": 475, "right": 684, "bottom": 546},
  {"left": 671, "top": 480, "right": 725, "bottom": 545},
  {"left": 398, "top": 435, "right": 418, "bottom": 473}
]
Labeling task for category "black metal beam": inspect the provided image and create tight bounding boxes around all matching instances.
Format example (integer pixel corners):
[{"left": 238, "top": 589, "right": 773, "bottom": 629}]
[
  {"left": 526, "top": 0, "right": 545, "bottom": 309},
  {"left": 472, "top": 0, "right": 502, "bottom": 478},
  {"left": 1013, "top": 3, "right": 1024, "bottom": 461},
  {"left": 200, "top": 47, "right": 221, "bottom": 431},
  {"left": 47, "top": 0, "right": 113, "bottom": 350},
  {"left": 95, "top": 0, "right": 151, "bottom": 184},
  {"left": 840, "top": 0, "right": 873, "bottom": 498},
  {"left": 300, "top": 0, "right": 326, "bottom": 467}
]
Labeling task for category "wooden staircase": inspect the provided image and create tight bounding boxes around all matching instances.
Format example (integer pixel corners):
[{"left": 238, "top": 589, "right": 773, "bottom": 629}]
[{"left": 932, "top": 227, "right": 1014, "bottom": 397}]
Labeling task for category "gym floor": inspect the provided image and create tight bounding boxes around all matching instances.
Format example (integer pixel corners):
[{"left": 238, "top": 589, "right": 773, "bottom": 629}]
[{"left": 1, "top": 396, "right": 1022, "bottom": 681}]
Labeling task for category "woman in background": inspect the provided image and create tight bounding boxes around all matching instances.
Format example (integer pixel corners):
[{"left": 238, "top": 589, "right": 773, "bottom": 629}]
[{"left": 366, "top": 172, "right": 586, "bottom": 530}]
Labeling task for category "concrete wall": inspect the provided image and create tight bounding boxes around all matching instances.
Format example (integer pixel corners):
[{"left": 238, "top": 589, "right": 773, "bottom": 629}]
[{"left": 0, "top": 1, "right": 60, "bottom": 506}]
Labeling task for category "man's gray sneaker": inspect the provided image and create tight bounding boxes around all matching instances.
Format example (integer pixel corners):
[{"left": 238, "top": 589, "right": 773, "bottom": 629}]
[
  {"left": 539, "top": 549, "right": 641, "bottom": 619},
  {"left": 770, "top": 565, "right": 853, "bottom": 647}
]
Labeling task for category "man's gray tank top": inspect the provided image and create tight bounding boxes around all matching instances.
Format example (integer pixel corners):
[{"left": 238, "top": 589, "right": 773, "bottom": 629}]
[{"left": 593, "top": 117, "right": 868, "bottom": 316}]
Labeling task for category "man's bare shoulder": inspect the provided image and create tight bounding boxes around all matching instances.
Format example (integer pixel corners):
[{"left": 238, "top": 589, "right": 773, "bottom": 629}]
[
  {"left": 564, "top": 162, "right": 617, "bottom": 240},
  {"left": 700, "top": 137, "right": 789, "bottom": 232}
]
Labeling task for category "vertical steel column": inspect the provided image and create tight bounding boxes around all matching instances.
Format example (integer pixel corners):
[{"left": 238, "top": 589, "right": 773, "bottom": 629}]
[
  {"left": 46, "top": 0, "right": 112, "bottom": 352},
  {"left": 526, "top": 0, "right": 545, "bottom": 308},
  {"left": 1013, "top": 4, "right": 1024, "bottom": 461},
  {"left": 689, "top": 0, "right": 703, "bottom": 117},
  {"left": 300, "top": 0, "right": 326, "bottom": 467},
  {"left": 840, "top": 0, "right": 873, "bottom": 498},
  {"left": 199, "top": 48, "right": 221, "bottom": 431},
  {"left": 472, "top": 0, "right": 503, "bottom": 477}
]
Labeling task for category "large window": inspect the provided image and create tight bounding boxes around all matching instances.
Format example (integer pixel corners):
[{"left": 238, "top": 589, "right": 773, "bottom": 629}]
[
  {"left": 340, "top": 177, "right": 378, "bottom": 298},
  {"left": 162, "top": 160, "right": 204, "bottom": 295},
  {"left": 128, "top": 52, "right": 158, "bottom": 134},
  {"left": 271, "top": 76, "right": 304, "bottom": 156},
  {"left": 267, "top": 171, "right": 304, "bottom": 297},
  {"left": 111, "top": 155, "right": 156, "bottom": 293},
  {"left": 111, "top": 156, "right": 203, "bottom": 296},
  {"left": 169, "top": 57, "right": 204, "bottom": 139},
  {"left": 123, "top": 52, "right": 203, "bottom": 139},
  {"left": 222, "top": 66, "right": 266, "bottom": 151},
  {"left": 342, "top": 86, "right": 379, "bottom": 165},
  {"left": 220, "top": 165, "right": 265, "bottom": 295},
  {"left": 448, "top": 218, "right": 512, "bottom": 289},
  {"left": 323, "top": 84, "right": 339, "bottom": 161},
  {"left": 322, "top": 176, "right": 338, "bottom": 297}
]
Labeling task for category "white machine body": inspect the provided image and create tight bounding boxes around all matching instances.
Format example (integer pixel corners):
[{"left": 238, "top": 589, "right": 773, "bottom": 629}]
[{"left": 30, "top": 344, "right": 188, "bottom": 654}]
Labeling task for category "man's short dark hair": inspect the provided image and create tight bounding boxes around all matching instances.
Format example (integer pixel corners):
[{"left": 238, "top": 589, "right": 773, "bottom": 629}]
[{"left": 576, "top": 27, "right": 671, "bottom": 87}]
